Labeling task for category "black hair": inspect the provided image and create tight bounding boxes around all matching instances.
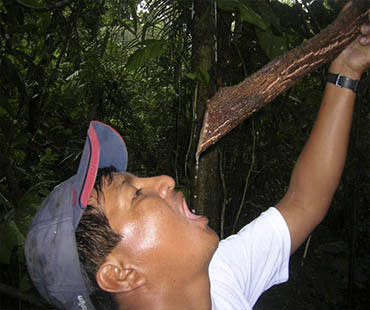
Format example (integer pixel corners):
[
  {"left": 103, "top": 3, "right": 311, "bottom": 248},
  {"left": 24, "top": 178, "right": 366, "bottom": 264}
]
[{"left": 75, "top": 166, "right": 122, "bottom": 310}]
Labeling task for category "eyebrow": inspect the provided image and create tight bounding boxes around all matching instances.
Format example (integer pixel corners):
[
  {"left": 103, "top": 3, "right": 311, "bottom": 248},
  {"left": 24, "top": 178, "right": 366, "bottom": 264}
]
[{"left": 118, "top": 173, "right": 133, "bottom": 188}]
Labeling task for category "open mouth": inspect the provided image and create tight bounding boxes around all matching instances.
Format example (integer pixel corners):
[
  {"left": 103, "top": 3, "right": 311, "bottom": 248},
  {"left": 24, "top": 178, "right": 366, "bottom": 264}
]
[{"left": 182, "top": 197, "right": 208, "bottom": 222}]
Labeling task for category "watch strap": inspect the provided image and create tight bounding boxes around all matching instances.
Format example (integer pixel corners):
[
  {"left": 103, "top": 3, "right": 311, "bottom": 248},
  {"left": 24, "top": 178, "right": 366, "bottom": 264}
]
[{"left": 327, "top": 72, "right": 359, "bottom": 93}]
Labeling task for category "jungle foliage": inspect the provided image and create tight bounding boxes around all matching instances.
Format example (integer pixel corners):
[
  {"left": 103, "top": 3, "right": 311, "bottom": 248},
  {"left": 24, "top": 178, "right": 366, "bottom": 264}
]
[{"left": 0, "top": 0, "right": 369, "bottom": 309}]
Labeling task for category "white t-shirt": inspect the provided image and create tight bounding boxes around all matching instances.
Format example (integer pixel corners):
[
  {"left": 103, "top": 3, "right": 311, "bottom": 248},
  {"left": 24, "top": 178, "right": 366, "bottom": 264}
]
[{"left": 209, "top": 207, "right": 291, "bottom": 310}]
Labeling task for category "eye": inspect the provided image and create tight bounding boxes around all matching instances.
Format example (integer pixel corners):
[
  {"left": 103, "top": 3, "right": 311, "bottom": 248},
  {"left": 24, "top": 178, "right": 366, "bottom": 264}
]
[{"left": 133, "top": 188, "right": 142, "bottom": 200}]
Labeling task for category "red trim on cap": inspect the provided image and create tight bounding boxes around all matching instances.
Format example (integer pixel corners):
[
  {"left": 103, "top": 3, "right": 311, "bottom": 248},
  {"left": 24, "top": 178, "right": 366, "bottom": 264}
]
[
  {"left": 94, "top": 120, "right": 126, "bottom": 145},
  {"left": 72, "top": 188, "right": 76, "bottom": 206},
  {"left": 80, "top": 125, "right": 100, "bottom": 206}
]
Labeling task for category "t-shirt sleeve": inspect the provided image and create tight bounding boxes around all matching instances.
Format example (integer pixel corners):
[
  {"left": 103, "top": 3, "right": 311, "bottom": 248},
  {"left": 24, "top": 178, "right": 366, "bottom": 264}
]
[{"left": 209, "top": 207, "right": 291, "bottom": 308}]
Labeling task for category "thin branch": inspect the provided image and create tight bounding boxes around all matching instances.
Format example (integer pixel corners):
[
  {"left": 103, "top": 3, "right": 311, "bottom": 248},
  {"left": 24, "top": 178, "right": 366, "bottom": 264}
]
[
  {"left": 300, "top": 234, "right": 312, "bottom": 267},
  {"left": 245, "top": 200, "right": 264, "bottom": 209},
  {"left": 185, "top": 81, "right": 199, "bottom": 182},
  {"left": 232, "top": 120, "right": 256, "bottom": 234},
  {"left": 219, "top": 150, "right": 228, "bottom": 239}
]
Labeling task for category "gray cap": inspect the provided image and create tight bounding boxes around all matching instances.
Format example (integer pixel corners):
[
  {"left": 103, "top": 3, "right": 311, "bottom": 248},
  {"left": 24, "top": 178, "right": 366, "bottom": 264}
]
[{"left": 25, "top": 121, "right": 128, "bottom": 309}]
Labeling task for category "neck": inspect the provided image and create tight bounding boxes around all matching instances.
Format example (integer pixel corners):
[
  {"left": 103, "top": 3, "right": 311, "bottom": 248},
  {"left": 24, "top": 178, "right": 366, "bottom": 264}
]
[{"left": 117, "top": 271, "right": 212, "bottom": 310}]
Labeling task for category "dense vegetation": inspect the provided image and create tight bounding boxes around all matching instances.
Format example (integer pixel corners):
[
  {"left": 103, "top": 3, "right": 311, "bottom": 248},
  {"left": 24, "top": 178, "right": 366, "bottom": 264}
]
[{"left": 0, "top": 0, "right": 368, "bottom": 309}]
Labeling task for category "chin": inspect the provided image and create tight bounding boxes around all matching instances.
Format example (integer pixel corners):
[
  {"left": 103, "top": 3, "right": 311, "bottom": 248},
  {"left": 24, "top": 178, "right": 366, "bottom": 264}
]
[
  {"left": 206, "top": 229, "right": 220, "bottom": 252},
  {"left": 206, "top": 225, "right": 220, "bottom": 241}
]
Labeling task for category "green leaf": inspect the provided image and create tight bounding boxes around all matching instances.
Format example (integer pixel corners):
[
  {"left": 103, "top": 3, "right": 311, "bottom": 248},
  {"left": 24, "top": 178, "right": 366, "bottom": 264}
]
[
  {"left": 216, "top": 0, "right": 267, "bottom": 31},
  {"left": 255, "top": 28, "right": 287, "bottom": 60},
  {"left": 19, "top": 273, "right": 33, "bottom": 292},
  {"left": 0, "top": 0, "right": 6, "bottom": 11},
  {"left": 0, "top": 105, "right": 7, "bottom": 117},
  {"left": 9, "top": 48, "right": 35, "bottom": 68},
  {"left": 185, "top": 72, "right": 197, "bottom": 80},
  {"left": 0, "top": 191, "right": 11, "bottom": 209},
  {"left": 217, "top": 0, "right": 239, "bottom": 11},
  {"left": 66, "top": 70, "right": 80, "bottom": 81},
  {"left": 17, "top": 0, "right": 44, "bottom": 9},
  {"left": 0, "top": 219, "right": 25, "bottom": 264},
  {"left": 185, "top": 68, "right": 210, "bottom": 86},
  {"left": 197, "top": 68, "right": 210, "bottom": 86},
  {"left": 323, "top": 0, "right": 332, "bottom": 10},
  {"left": 128, "top": 0, "right": 138, "bottom": 35},
  {"left": 126, "top": 40, "right": 168, "bottom": 72},
  {"left": 14, "top": 149, "right": 26, "bottom": 162},
  {"left": 254, "top": 0, "right": 280, "bottom": 30},
  {"left": 0, "top": 238, "right": 11, "bottom": 264},
  {"left": 238, "top": 3, "right": 267, "bottom": 31}
]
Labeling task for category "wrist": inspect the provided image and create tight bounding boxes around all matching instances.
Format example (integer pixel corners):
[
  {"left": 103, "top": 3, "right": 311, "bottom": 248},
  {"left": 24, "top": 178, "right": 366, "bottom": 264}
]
[
  {"left": 329, "top": 59, "right": 363, "bottom": 81},
  {"left": 327, "top": 72, "right": 359, "bottom": 93}
]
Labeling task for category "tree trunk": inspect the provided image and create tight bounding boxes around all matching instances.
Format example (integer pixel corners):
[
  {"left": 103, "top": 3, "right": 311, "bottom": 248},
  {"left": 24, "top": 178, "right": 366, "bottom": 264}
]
[
  {"left": 196, "top": 0, "right": 369, "bottom": 157},
  {"left": 188, "top": 0, "right": 220, "bottom": 231}
]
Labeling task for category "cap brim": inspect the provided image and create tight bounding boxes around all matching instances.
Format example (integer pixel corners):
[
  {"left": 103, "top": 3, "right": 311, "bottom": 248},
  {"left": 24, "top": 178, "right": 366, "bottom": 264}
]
[{"left": 72, "top": 121, "right": 128, "bottom": 227}]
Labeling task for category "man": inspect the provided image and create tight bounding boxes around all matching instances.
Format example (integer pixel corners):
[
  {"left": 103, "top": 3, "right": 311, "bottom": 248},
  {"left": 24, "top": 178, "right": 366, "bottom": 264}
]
[{"left": 25, "top": 6, "right": 370, "bottom": 310}]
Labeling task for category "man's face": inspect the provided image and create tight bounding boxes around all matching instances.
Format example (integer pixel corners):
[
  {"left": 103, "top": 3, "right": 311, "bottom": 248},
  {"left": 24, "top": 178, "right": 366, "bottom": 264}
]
[{"left": 90, "top": 172, "right": 219, "bottom": 283}]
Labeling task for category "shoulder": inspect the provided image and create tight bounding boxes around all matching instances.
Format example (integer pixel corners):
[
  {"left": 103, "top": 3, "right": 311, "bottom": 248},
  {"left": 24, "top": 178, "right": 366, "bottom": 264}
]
[
  {"left": 216, "top": 207, "right": 290, "bottom": 256},
  {"left": 209, "top": 207, "right": 291, "bottom": 308}
]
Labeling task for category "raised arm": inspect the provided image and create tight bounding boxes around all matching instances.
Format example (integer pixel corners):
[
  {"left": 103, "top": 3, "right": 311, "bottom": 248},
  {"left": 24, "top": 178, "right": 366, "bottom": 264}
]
[{"left": 276, "top": 13, "right": 370, "bottom": 254}]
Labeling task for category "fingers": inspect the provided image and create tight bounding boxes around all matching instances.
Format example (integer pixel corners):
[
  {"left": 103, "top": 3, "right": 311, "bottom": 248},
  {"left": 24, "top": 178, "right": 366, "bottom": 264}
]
[
  {"left": 360, "top": 23, "right": 370, "bottom": 35},
  {"left": 359, "top": 23, "right": 370, "bottom": 45},
  {"left": 359, "top": 35, "right": 370, "bottom": 45}
]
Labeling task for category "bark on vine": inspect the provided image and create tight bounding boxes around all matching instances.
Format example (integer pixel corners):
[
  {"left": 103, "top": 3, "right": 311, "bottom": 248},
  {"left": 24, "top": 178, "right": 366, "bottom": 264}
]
[{"left": 196, "top": 0, "right": 369, "bottom": 157}]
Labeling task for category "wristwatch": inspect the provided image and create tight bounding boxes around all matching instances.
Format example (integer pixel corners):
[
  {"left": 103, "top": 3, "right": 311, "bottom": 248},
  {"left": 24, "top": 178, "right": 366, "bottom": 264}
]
[{"left": 327, "top": 72, "right": 359, "bottom": 93}]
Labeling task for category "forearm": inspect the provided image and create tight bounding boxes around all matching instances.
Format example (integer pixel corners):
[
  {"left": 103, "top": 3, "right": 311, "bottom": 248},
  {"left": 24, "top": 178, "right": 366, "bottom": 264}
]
[
  {"left": 276, "top": 12, "right": 369, "bottom": 254},
  {"left": 287, "top": 61, "right": 359, "bottom": 222}
]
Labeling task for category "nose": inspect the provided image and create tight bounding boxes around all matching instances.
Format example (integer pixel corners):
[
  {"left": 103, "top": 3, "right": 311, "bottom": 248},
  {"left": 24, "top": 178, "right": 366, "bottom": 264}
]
[
  {"left": 136, "top": 174, "right": 176, "bottom": 199},
  {"left": 154, "top": 175, "right": 176, "bottom": 199}
]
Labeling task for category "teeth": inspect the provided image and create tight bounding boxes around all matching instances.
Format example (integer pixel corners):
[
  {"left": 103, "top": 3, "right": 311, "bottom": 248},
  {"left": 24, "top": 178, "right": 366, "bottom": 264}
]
[{"left": 192, "top": 209, "right": 196, "bottom": 214}]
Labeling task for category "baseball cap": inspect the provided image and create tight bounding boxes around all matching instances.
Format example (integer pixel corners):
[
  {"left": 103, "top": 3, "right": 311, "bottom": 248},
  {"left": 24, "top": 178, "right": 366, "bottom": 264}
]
[{"left": 25, "top": 121, "right": 128, "bottom": 309}]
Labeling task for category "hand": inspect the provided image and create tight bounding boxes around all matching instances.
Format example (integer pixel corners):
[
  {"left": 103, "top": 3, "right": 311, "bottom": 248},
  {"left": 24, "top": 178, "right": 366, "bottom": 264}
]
[
  {"left": 331, "top": 3, "right": 370, "bottom": 79},
  {"left": 336, "top": 22, "right": 370, "bottom": 77}
]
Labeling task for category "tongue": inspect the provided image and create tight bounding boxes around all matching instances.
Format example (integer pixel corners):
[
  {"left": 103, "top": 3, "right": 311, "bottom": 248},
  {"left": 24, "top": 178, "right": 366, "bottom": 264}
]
[{"left": 183, "top": 199, "right": 203, "bottom": 221}]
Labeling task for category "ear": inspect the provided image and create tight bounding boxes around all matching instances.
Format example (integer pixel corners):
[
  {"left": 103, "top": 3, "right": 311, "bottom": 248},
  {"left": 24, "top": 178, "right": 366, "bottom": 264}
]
[{"left": 96, "top": 261, "right": 146, "bottom": 293}]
